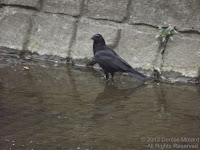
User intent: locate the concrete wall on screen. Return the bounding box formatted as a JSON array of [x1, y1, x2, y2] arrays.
[[0, 0, 200, 81]]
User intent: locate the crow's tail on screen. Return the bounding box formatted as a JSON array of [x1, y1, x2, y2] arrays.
[[128, 70, 148, 81]]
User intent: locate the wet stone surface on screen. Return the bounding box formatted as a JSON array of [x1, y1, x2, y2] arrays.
[[0, 55, 200, 150]]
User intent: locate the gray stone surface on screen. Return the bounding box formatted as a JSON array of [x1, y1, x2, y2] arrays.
[[0, 0, 199, 80], [162, 34, 200, 77], [0, 8, 5, 20], [0, 0, 41, 9], [27, 13, 76, 57], [71, 18, 120, 60], [43, 0, 84, 16], [116, 26, 159, 70], [129, 0, 200, 29], [0, 8, 31, 50], [86, 0, 129, 22]]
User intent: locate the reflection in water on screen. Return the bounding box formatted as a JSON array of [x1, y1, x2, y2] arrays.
[[93, 84, 146, 122], [94, 84, 146, 116], [95, 83, 146, 104], [0, 63, 200, 150], [154, 84, 172, 121]]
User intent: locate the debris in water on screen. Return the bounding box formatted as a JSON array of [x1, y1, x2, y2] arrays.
[[41, 65, 47, 68], [23, 66, 29, 70]]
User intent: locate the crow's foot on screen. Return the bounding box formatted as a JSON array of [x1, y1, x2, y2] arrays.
[[101, 76, 109, 82]]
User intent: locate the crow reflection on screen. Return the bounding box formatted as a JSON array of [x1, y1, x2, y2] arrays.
[[95, 83, 146, 106], [91, 83, 146, 120]]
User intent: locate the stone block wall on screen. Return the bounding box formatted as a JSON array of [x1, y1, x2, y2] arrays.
[[0, 0, 200, 81]]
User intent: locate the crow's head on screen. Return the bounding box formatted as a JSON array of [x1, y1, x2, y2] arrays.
[[91, 34, 105, 45]]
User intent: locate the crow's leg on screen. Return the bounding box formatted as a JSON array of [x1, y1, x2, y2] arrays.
[[103, 71, 109, 82], [111, 72, 114, 83]]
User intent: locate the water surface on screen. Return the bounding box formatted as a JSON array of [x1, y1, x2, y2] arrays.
[[0, 61, 200, 150]]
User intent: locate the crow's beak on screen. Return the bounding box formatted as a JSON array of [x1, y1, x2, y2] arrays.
[[91, 35, 96, 40]]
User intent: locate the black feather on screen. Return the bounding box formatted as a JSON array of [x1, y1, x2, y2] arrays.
[[91, 34, 148, 82]]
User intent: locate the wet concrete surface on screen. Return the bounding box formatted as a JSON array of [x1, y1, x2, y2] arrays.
[[0, 56, 200, 150]]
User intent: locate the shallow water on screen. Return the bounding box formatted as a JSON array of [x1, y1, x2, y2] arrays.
[[0, 60, 200, 150]]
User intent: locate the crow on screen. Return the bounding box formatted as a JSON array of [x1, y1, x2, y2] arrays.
[[91, 33, 148, 82]]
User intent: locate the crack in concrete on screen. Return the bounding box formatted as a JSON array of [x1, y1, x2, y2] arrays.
[[0, 4, 40, 11], [125, 0, 132, 24], [39, 0, 44, 11], [79, 0, 86, 17], [133, 23, 200, 35], [66, 20, 78, 64], [108, 29, 122, 49], [153, 35, 170, 81], [177, 28, 200, 34], [21, 15, 34, 57]]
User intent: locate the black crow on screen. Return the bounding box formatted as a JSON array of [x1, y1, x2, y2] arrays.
[[91, 34, 148, 82]]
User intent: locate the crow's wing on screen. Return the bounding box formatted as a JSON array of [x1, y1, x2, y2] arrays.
[[95, 48, 147, 81], [95, 49, 132, 72], [116, 55, 147, 81]]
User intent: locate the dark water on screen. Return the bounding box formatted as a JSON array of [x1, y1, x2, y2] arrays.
[[0, 61, 200, 150]]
